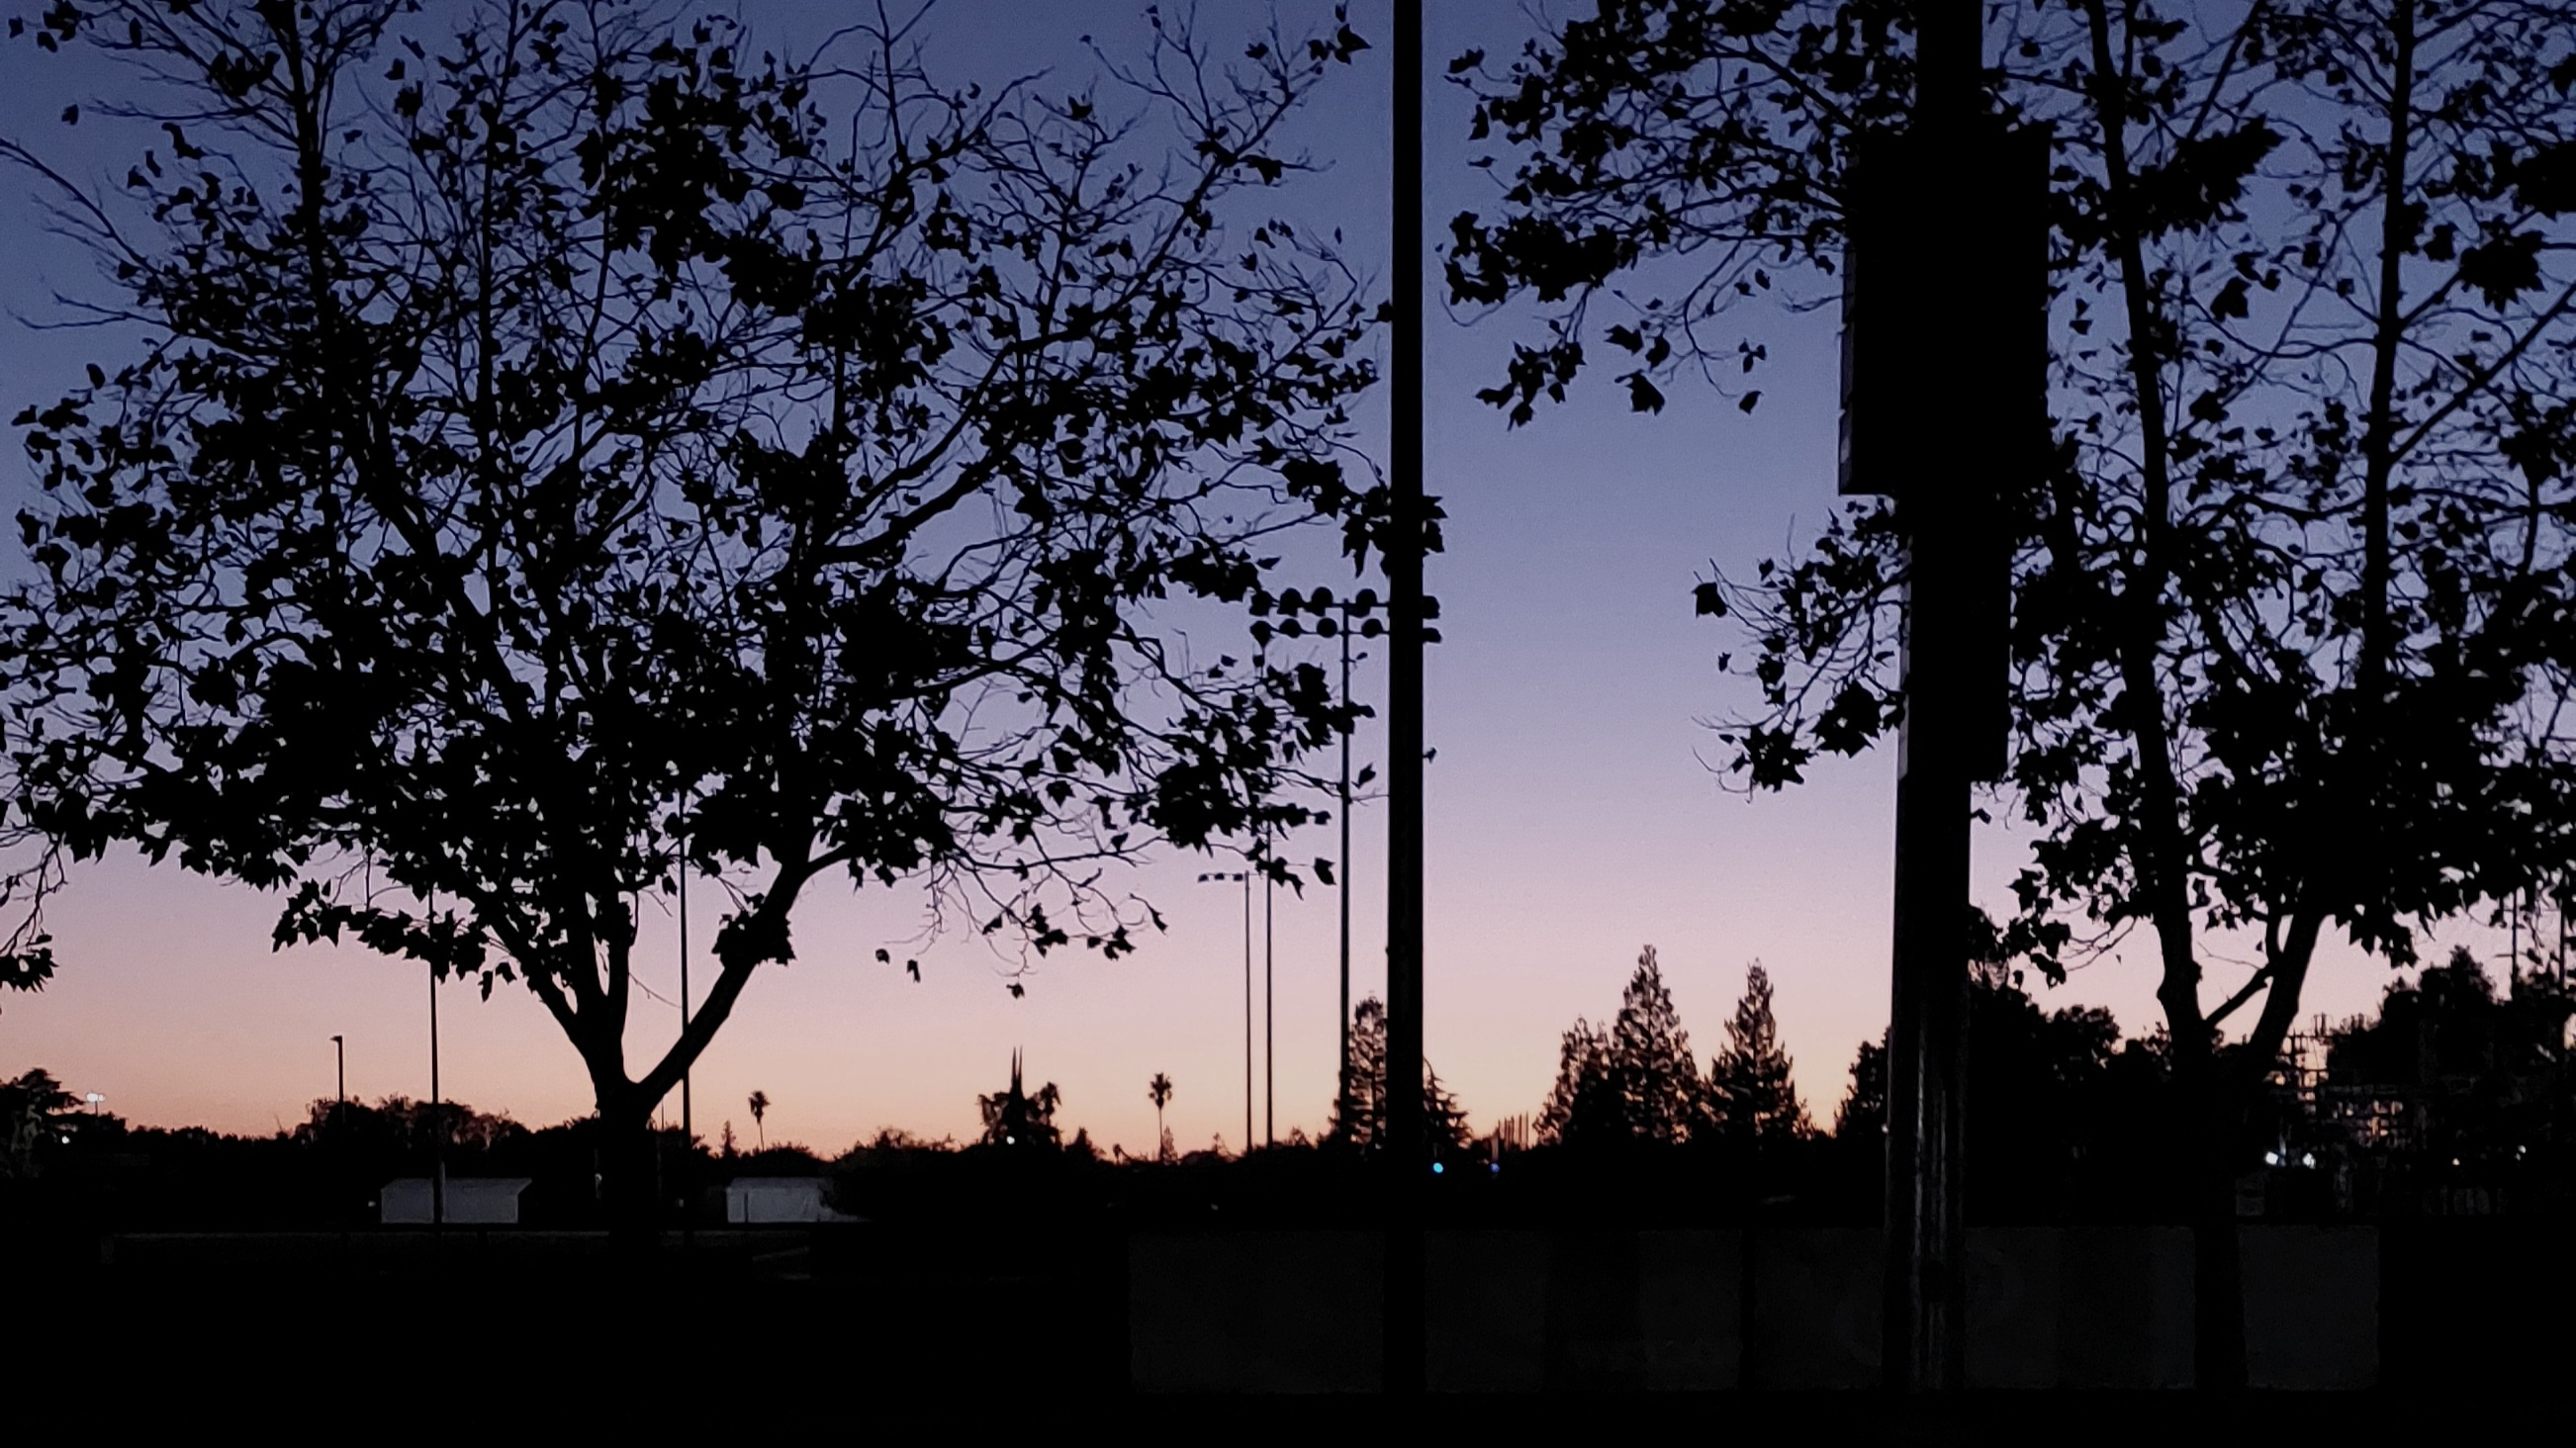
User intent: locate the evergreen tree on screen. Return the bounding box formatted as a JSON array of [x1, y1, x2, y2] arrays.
[[1537, 1017, 1617, 1146], [1330, 996, 1471, 1152], [1834, 1037, 1887, 1142], [1611, 946, 1702, 1143], [1330, 997, 1388, 1149], [1540, 946, 1703, 1146], [1708, 963, 1809, 1142]]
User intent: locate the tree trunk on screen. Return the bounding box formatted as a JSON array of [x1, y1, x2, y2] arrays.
[[598, 1097, 661, 1248], [2177, 1051, 2249, 1389]]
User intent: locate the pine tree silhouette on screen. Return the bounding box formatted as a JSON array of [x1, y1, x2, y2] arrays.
[[1541, 946, 1702, 1146], [1330, 996, 1471, 1152], [1611, 946, 1701, 1142], [1708, 962, 1810, 1141]]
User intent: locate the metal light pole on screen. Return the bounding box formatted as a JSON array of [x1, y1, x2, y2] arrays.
[[1198, 869, 1255, 1153], [427, 891, 445, 1233], [331, 1035, 345, 1131], [1265, 834, 1277, 1148], [1335, 602, 1371, 1131], [679, 812, 693, 1240], [1383, 0, 1429, 1397]]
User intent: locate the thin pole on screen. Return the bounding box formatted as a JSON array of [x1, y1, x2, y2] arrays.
[[1265, 834, 1276, 1147], [428, 890, 445, 1234], [680, 805, 693, 1244], [1384, 0, 1428, 1397], [1242, 869, 1254, 1153], [1338, 615, 1354, 1130], [332, 1034, 347, 1243]]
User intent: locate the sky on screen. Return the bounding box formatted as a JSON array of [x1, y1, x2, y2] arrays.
[[0, 0, 2487, 1159]]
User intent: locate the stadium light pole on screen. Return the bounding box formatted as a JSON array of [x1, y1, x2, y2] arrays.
[[1198, 869, 1254, 1153], [427, 890, 445, 1234]]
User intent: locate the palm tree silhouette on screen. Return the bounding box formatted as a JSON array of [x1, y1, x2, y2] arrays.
[[747, 1090, 770, 1151], [1148, 1073, 1174, 1161]]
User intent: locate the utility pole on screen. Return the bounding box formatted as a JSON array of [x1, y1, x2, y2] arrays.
[[1838, 0, 2046, 1393], [1383, 0, 1428, 1398], [331, 1035, 345, 1131]]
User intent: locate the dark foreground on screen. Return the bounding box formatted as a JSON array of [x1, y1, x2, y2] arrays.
[[12, 1220, 2566, 1421]]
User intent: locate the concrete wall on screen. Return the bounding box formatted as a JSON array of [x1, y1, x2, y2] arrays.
[[1129, 1225, 2378, 1392], [378, 1177, 527, 1225]]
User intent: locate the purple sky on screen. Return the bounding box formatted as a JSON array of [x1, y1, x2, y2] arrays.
[[0, 2, 2448, 1157]]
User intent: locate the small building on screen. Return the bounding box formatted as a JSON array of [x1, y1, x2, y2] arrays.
[[725, 1177, 853, 1224], [380, 1177, 530, 1225]]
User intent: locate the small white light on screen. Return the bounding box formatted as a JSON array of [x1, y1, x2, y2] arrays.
[[2301, 1152, 2316, 1168], [2264, 1150, 2280, 1166]]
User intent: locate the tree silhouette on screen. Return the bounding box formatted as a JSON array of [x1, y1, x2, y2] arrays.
[[1147, 1072, 1174, 1164], [1835, 1039, 1887, 1142], [0, 1, 1382, 1221], [1537, 1016, 1618, 1147], [1330, 995, 1471, 1153], [1707, 962, 1809, 1143], [1612, 946, 1703, 1141], [2328, 946, 2575, 1167], [1446, 0, 2576, 1383], [1, 1067, 77, 1177], [747, 1091, 771, 1153], [1540, 945, 1702, 1146]]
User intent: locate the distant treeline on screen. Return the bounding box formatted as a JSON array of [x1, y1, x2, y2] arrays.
[[6, 943, 2569, 1226]]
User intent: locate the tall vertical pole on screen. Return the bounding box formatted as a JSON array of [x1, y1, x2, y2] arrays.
[[1265, 843, 1277, 1147], [1243, 869, 1255, 1153], [1880, 0, 1984, 1394], [428, 891, 445, 1234], [331, 1034, 347, 1241], [679, 807, 693, 1243], [1383, 0, 1428, 1397], [1338, 616, 1354, 1129]]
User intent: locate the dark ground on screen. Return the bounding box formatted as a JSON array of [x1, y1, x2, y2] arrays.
[[9, 1222, 2556, 1431]]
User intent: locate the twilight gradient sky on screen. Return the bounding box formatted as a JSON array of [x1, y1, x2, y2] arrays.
[[0, 1, 2438, 1156]]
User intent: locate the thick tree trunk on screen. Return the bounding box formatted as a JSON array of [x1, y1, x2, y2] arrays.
[[598, 1097, 661, 1248], [2176, 1049, 2249, 1389]]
